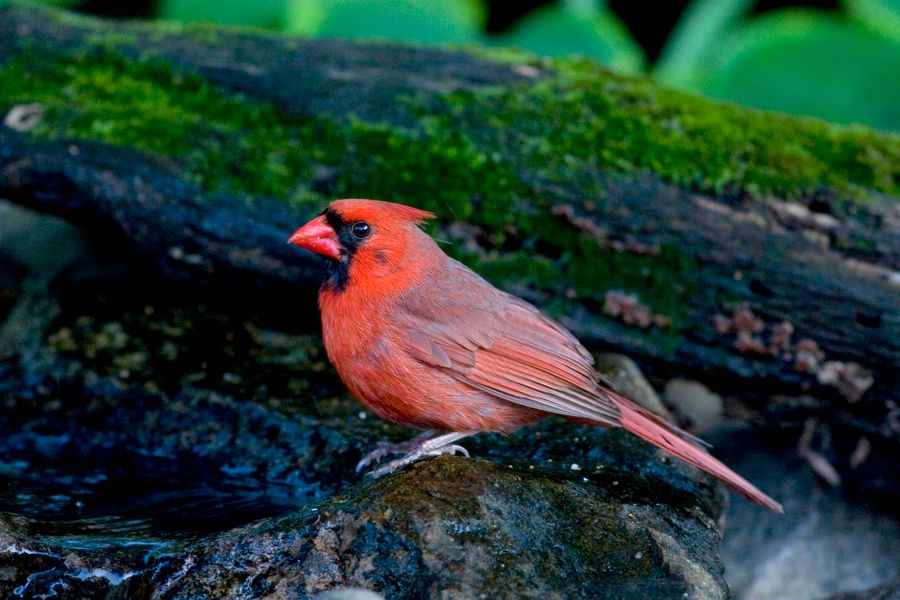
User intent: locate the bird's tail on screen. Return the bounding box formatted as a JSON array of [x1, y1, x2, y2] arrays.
[[610, 392, 783, 512]]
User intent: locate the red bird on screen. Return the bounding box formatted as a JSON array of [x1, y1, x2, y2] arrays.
[[289, 199, 782, 512]]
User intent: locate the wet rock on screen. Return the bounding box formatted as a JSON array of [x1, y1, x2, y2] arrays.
[[161, 458, 727, 599], [664, 379, 724, 435], [314, 590, 385, 600], [0, 201, 88, 357], [0, 201, 87, 283], [595, 353, 674, 421], [0, 397, 732, 599], [0, 448, 729, 598], [822, 580, 900, 600], [711, 427, 900, 600]]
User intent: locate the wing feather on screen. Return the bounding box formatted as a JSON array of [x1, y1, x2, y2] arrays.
[[396, 259, 621, 427], [473, 353, 618, 422]]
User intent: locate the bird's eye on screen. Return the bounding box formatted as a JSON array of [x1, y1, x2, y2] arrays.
[[351, 221, 371, 239]]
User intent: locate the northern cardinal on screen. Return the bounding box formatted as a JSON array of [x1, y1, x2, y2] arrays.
[[289, 199, 782, 512]]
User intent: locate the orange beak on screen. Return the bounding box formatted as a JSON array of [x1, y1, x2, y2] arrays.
[[288, 215, 342, 260]]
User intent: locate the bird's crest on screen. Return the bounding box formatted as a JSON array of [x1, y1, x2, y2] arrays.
[[327, 199, 435, 226]]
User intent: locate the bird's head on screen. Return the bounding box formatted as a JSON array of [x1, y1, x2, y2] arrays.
[[289, 199, 437, 290]]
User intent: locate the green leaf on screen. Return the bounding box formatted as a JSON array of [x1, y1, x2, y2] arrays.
[[157, 0, 289, 30], [694, 10, 900, 131], [285, 0, 484, 44], [493, 2, 644, 73], [654, 0, 754, 86], [846, 0, 900, 40]]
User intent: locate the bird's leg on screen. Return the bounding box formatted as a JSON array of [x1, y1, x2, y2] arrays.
[[359, 431, 471, 479], [355, 429, 437, 473]]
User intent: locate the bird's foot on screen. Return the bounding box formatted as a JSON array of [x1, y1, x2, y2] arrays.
[[356, 431, 471, 478], [364, 443, 469, 479], [355, 430, 436, 473]]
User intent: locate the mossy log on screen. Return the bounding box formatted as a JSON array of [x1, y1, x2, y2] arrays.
[[1, 5, 899, 456]]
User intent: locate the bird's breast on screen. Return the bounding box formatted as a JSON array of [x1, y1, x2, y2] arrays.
[[318, 290, 541, 432]]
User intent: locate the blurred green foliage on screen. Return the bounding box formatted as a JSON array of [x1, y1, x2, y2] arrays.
[[692, 10, 900, 133], [287, 0, 484, 44], [847, 0, 900, 38], [492, 1, 643, 72], [19, 0, 900, 131], [655, 0, 900, 132]]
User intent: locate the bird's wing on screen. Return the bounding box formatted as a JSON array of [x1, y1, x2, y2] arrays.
[[395, 259, 622, 427], [393, 261, 782, 509]]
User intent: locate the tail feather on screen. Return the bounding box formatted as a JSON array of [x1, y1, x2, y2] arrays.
[[611, 393, 783, 513]]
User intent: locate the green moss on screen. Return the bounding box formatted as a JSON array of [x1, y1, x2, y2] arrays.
[[433, 60, 899, 203], [0, 51, 338, 205], [83, 31, 141, 53], [467, 252, 566, 293]]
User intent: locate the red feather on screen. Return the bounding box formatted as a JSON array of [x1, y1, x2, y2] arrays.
[[611, 392, 782, 511]]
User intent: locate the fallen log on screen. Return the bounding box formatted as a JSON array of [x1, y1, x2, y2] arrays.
[[1, 4, 898, 469]]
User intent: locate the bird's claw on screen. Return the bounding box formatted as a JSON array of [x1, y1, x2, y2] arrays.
[[354, 444, 390, 473], [362, 443, 470, 479], [355, 438, 424, 473]]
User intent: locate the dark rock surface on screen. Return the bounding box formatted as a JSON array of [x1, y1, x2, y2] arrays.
[[711, 427, 900, 600], [822, 581, 900, 600], [0, 358, 730, 599], [168, 459, 725, 599]]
